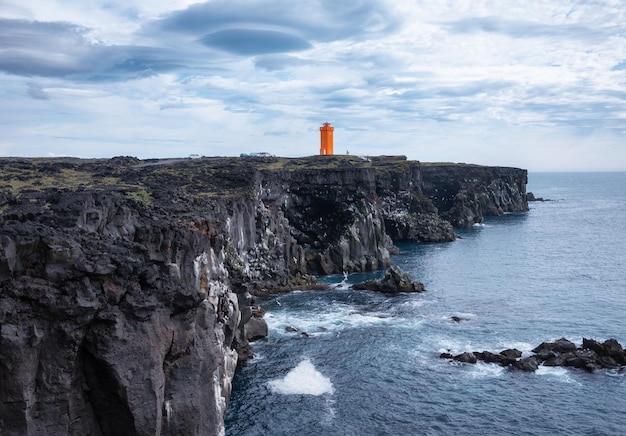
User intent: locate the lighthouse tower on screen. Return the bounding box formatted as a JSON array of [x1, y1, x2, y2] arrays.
[[319, 122, 334, 155]]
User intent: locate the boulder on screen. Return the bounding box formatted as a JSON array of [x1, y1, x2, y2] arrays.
[[352, 266, 425, 294], [453, 352, 477, 364], [500, 349, 522, 360], [244, 317, 268, 342], [532, 338, 577, 354], [602, 338, 625, 364], [474, 351, 508, 365], [513, 356, 540, 372], [582, 338, 625, 365]]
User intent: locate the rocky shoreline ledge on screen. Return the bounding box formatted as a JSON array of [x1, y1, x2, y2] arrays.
[[0, 155, 527, 435], [441, 337, 626, 373]]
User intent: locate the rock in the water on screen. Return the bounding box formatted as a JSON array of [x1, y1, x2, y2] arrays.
[[352, 266, 425, 293], [500, 349, 523, 360], [526, 192, 552, 202], [453, 352, 478, 364], [474, 351, 508, 365], [442, 337, 626, 373], [532, 337, 577, 354], [583, 338, 625, 365], [513, 356, 540, 372]]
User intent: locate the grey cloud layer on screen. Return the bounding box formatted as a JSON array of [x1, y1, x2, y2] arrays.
[[442, 16, 618, 42], [153, 0, 398, 42], [1, 0, 397, 79], [199, 29, 312, 55], [0, 18, 188, 80]]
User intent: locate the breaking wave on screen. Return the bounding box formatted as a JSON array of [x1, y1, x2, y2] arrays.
[[267, 359, 334, 396]]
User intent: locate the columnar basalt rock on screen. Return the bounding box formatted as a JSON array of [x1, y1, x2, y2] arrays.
[[0, 156, 528, 435], [420, 164, 528, 227], [373, 161, 456, 242], [274, 167, 390, 275]]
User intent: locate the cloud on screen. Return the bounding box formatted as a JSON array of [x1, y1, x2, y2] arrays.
[[0, 18, 135, 79], [441, 16, 618, 42], [0, 19, 96, 77], [1, 1, 625, 170], [254, 54, 317, 71], [152, 0, 399, 43], [26, 82, 49, 100], [199, 29, 311, 55], [0, 18, 208, 81]]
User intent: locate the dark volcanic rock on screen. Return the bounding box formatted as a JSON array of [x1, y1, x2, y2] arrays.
[[420, 164, 528, 227], [513, 356, 540, 372], [442, 337, 626, 374], [454, 352, 478, 364], [585, 338, 625, 364], [0, 192, 239, 435], [352, 266, 425, 293], [0, 155, 529, 435], [500, 348, 523, 360], [532, 337, 577, 354], [526, 192, 552, 202]]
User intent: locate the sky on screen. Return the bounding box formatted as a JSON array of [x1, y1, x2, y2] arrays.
[[1, 1, 625, 171]]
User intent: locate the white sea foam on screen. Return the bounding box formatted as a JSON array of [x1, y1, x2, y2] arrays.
[[320, 397, 337, 426], [535, 365, 582, 385], [267, 359, 334, 396], [329, 272, 351, 290], [467, 361, 505, 379], [535, 365, 567, 377], [265, 304, 391, 335], [398, 298, 435, 310], [449, 312, 477, 321]]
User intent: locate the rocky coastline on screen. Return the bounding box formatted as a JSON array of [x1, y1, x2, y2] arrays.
[[0, 155, 528, 435], [441, 337, 626, 373]]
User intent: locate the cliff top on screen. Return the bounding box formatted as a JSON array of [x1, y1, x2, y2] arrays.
[[0, 155, 519, 203]]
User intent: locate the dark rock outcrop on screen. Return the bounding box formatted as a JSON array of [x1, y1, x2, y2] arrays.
[[0, 155, 528, 435], [374, 161, 456, 242], [421, 164, 528, 227], [0, 190, 241, 436], [352, 265, 425, 293], [442, 337, 626, 373], [526, 192, 552, 202]]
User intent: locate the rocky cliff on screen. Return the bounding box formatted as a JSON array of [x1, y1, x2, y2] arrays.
[[0, 155, 527, 435]]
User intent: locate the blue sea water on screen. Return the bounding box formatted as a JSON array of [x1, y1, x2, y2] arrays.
[[225, 172, 626, 435]]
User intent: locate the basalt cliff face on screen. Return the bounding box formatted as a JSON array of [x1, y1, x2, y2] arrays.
[[0, 156, 527, 435]]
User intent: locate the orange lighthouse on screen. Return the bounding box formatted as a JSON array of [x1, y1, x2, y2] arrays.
[[319, 122, 334, 155]]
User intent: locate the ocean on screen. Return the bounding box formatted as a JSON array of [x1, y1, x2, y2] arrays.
[[225, 172, 626, 435]]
